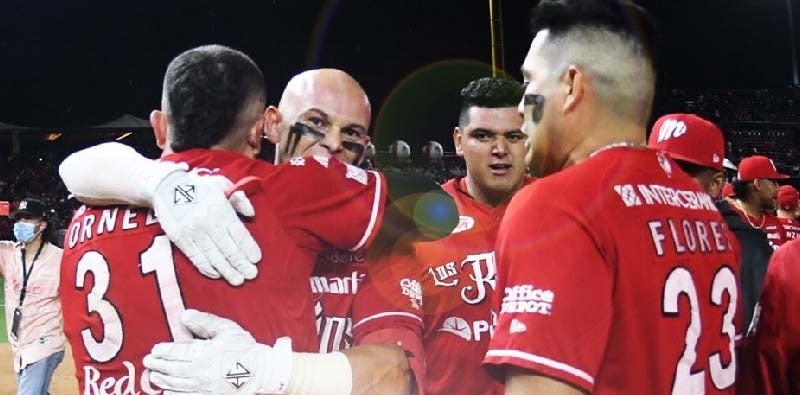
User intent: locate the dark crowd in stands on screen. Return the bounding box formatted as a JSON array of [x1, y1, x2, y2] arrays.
[[1, 87, 799, 243]]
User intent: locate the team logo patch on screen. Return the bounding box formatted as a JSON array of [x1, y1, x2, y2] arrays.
[[657, 152, 673, 177], [225, 362, 252, 389], [19, 201, 27, 210], [290, 157, 306, 166], [452, 216, 475, 234], [173, 184, 196, 205], [501, 284, 554, 316], [438, 316, 472, 341], [510, 319, 527, 334], [613, 184, 642, 207], [345, 164, 368, 185], [400, 278, 422, 310]]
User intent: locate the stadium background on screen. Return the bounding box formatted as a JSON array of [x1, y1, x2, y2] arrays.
[[1, 0, 799, 392]]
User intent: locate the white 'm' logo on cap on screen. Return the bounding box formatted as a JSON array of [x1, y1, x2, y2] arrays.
[[19, 201, 27, 210], [657, 120, 687, 142]]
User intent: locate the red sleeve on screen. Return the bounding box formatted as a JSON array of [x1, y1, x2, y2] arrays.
[[737, 239, 800, 395], [352, 248, 425, 395], [483, 192, 612, 393], [352, 247, 423, 342], [270, 156, 386, 252]]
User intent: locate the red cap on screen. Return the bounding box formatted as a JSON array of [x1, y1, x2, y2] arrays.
[[721, 183, 735, 198], [737, 155, 789, 181], [649, 113, 725, 172], [778, 185, 799, 211]]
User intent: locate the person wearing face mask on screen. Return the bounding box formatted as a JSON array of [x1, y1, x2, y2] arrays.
[[0, 197, 65, 395]]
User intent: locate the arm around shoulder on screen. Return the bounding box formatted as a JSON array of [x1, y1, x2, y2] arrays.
[[59, 142, 187, 206]]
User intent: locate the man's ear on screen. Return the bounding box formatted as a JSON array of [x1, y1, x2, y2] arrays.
[[453, 127, 464, 156], [150, 110, 168, 150], [562, 65, 584, 115], [264, 106, 282, 144], [709, 172, 725, 199], [248, 116, 266, 155]]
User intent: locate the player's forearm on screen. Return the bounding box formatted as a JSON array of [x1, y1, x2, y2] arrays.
[[344, 343, 412, 395], [282, 344, 411, 395], [59, 142, 186, 207], [505, 367, 587, 395]]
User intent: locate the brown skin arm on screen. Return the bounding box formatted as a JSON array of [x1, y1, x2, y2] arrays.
[[505, 366, 587, 395], [342, 343, 412, 395]]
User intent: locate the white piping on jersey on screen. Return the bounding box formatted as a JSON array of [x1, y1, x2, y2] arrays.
[[485, 349, 594, 386], [352, 311, 422, 330], [350, 171, 383, 252]]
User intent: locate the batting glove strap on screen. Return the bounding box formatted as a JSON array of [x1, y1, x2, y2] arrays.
[[257, 337, 293, 394], [286, 351, 352, 395], [138, 160, 190, 206]]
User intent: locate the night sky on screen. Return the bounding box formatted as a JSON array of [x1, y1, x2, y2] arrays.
[[1, 0, 797, 150]]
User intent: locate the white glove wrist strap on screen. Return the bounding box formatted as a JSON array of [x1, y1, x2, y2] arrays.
[[138, 160, 189, 206], [286, 351, 353, 395]]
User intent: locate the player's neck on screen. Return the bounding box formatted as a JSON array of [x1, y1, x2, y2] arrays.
[[777, 210, 795, 220], [564, 123, 646, 170], [464, 175, 513, 208], [22, 235, 43, 252], [738, 199, 765, 221]]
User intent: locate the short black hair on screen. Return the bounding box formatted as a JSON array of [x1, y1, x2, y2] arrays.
[[530, 0, 657, 66], [164, 44, 265, 152], [676, 160, 716, 179], [733, 179, 752, 201], [458, 77, 524, 127]]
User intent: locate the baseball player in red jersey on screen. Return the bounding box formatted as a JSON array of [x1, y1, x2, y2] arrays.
[[776, 185, 800, 241], [58, 47, 457, 395], [482, 2, 741, 394], [732, 155, 789, 249], [738, 237, 800, 395], [415, 77, 528, 395], [260, 69, 424, 360], [263, 68, 429, 393]]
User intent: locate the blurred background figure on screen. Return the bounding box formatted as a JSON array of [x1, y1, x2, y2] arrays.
[[777, 185, 800, 241], [0, 198, 64, 395]]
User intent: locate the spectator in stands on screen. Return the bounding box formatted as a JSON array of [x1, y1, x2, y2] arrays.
[[777, 185, 800, 241], [0, 198, 65, 395]]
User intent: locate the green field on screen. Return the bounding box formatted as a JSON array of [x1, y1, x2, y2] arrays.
[[0, 277, 6, 343]]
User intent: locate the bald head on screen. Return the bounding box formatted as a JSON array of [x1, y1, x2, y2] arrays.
[[266, 68, 373, 165], [279, 69, 371, 125]]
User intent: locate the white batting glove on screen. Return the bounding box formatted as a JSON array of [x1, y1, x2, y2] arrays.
[[147, 169, 262, 286], [143, 310, 293, 395]]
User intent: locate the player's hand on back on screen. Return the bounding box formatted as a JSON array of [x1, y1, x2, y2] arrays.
[[151, 170, 262, 286], [143, 309, 293, 395]]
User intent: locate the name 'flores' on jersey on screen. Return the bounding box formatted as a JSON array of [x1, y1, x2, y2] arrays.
[[425, 251, 496, 308]]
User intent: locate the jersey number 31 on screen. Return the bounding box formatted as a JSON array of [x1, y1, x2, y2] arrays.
[[75, 235, 192, 362]]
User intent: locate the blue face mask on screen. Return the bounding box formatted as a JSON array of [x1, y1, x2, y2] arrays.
[[13, 222, 37, 243]]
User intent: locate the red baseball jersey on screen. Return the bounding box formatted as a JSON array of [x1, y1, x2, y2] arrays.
[[416, 178, 530, 395], [738, 210, 787, 250], [484, 147, 741, 395], [737, 238, 800, 395], [311, 248, 367, 353], [777, 217, 800, 241], [60, 150, 386, 394]]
